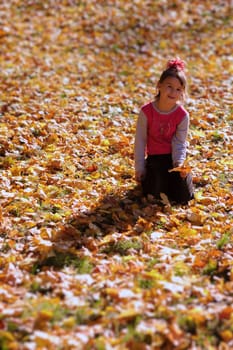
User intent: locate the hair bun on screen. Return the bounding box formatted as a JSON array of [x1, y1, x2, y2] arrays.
[[166, 58, 185, 71]]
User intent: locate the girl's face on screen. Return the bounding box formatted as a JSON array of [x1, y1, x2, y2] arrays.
[[157, 76, 184, 105]]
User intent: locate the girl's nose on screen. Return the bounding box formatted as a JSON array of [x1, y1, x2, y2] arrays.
[[173, 88, 180, 96], [170, 88, 176, 95]]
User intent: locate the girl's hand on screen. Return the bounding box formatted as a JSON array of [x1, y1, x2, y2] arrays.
[[180, 170, 188, 179], [135, 171, 145, 183]]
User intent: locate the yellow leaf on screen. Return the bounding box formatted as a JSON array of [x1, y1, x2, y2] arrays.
[[38, 310, 53, 321], [219, 330, 233, 341], [101, 139, 110, 146], [159, 40, 167, 49], [143, 270, 163, 280], [0, 330, 15, 341], [179, 225, 197, 237], [116, 309, 140, 321], [105, 288, 119, 298], [62, 316, 76, 328]]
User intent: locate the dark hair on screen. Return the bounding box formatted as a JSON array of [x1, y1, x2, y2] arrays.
[[156, 58, 188, 99]]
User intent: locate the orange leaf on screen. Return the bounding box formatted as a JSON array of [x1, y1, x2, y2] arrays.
[[168, 165, 192, 176]]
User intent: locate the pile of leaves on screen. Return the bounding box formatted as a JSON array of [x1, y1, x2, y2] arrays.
[[0, 1, 232, 349]]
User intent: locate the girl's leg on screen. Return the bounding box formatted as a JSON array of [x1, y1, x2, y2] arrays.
[[168, 172, 194, 204], [142, 155, 171, 199]]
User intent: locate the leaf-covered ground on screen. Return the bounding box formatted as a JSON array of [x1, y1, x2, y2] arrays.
[[0, 1, 232, 349]]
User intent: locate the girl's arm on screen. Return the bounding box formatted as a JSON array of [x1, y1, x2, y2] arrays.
[[172, 113, 189, 167], [134, 110, 147, 181]]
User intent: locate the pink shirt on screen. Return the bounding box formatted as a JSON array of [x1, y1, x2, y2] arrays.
[[134, 101, 189, 174], [142, 102, 187, 155]]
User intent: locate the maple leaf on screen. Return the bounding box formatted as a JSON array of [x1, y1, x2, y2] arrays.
[[168, 165, 192, 177]]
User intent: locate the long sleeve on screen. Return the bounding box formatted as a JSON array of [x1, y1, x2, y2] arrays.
[[172, 113, 189, 166], [134, 110, 147, 174]]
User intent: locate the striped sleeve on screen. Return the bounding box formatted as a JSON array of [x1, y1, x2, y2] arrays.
[[172, 113, 189, 166], [134, 110, 147, 174]]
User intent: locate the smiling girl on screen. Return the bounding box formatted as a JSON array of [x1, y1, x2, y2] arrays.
[[134, 58, 194, 204]]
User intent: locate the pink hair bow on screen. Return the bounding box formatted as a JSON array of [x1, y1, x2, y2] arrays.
[[167, 58, 185, 71]]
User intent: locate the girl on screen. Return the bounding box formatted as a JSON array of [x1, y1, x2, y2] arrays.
[[134, 58, 194, 204]]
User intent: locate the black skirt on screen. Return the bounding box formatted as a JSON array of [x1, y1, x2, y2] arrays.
[[142, 154, 194, 204]]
